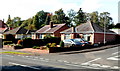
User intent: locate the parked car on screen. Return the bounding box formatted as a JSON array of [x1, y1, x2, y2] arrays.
[[63, 39, 84, 47], [74, 38, 92, 46]]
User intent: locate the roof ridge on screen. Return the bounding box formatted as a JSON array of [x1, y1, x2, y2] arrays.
[[88, 21, 94, 32], [16, 27, 22, 34]]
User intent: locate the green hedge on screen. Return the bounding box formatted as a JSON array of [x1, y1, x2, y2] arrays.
[[3, 41, 13, 45]]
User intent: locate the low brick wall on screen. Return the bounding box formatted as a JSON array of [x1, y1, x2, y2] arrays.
[[3, 45, 23, 50], [49, 46, 91, 53]]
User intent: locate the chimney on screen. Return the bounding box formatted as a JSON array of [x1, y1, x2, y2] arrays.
[[50, 21, 53, 28], [72, 27, 75, 33]]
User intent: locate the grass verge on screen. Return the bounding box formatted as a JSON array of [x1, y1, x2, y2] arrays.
[[0, 51, 31, 55]]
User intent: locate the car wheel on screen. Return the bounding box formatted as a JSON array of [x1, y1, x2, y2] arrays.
[[72, 44, 75, 47]]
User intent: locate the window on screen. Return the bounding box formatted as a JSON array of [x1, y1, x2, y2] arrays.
[[39, 34, 43, 39], [83, 34, 90, 41], [65, 34, 70, 39]]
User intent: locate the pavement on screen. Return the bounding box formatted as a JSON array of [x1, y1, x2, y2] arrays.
[[1, 44, 120, 55]]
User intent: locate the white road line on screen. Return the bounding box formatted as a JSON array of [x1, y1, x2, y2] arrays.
[[107, 57, 120, 61], [5, 55, 14, 57], [112, 51, 120, 55], [9, 62, 41, 70], [40, 58, 44, 60], [81, 58, 101, 65]]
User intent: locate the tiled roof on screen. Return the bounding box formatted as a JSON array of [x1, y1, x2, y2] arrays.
[[3, 27, 34, 34], [0, 20, 8, 28], [36, 24, 66, 33], [61, 21, 115, 34]]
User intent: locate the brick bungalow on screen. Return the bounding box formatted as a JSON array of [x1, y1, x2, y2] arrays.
[[32, 21, 69, 39], [60, 21, 117, 44], [3, 27, 34, 39], [0, 20, 9, 39]]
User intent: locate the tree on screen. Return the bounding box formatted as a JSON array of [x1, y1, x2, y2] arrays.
[[67, 9, 76, 27], [6, 15, 12, 27], [99, 12, 113, 28], [89, 11, 99, 24], [36, 10, 49, 29], [32, 15, 39, 30], [51, 8, 69, 24], [115, 23, 120, 28], [44, 13, 51, 25], [12, 17, 22, 28], [74, 8, 87, 26]]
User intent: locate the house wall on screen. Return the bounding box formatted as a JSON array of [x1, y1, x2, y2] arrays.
[[94, 33, 116, 44], [0, 34, 2, 39], [54, 25, 69, 37]]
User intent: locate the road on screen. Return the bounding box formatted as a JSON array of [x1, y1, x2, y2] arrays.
[[0, 46, 120, 71]]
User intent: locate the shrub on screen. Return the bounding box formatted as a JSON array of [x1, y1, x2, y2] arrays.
[[40, 46, 48, 50], [50, 43, 57, 47], [32, 46, 39, 49], [15, 44, 22, 47], [59, 41, 64, 47], [46, 43, 57, 48], [17, 40, 23, 45], [44, 35, 53, 39], [3, 41, 13, 45]]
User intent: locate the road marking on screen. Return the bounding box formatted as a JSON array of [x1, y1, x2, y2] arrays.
[[112, 51, 120, 55], [9, 62, 41, 70], [81, 58, 101, 65], [40, 58, 44, 60], [107, 57, 120, 61], [5, 55, 14, 57]]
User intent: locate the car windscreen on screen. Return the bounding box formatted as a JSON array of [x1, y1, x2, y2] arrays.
[[71, 39, 81, 43]]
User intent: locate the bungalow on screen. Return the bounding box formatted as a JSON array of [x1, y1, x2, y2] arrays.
[[32, 21, 69, 39], [0, 20, 9, 39], [60, 21, 117, 44], [3, 27, 34, 39]]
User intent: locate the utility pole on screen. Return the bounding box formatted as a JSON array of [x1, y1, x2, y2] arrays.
[[104, 17, 106, 44]]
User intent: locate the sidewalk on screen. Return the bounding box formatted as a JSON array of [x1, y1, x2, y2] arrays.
[[1, 44, 120, 55], [59, 44, 120, 54]]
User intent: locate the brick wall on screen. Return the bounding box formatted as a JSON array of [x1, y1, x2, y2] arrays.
[[54, 25, 69, 37], [94, 33, 116, 44]]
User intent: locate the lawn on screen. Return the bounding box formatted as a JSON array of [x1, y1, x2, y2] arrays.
[[0, 51, 31, 55]]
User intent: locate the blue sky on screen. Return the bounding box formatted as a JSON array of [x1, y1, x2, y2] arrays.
[[0, 0, 119, 24]]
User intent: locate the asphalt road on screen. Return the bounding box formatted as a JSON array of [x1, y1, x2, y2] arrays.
[[0, 46, 120, 71]]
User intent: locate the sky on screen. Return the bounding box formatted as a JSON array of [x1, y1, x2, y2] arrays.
[[0, 0, 119, 24]]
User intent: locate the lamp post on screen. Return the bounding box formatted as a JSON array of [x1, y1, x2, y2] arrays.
[[104, 17, 106, 44]]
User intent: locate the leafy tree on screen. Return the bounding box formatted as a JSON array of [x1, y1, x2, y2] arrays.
[[99, 12, 113, 28], [67, 9, 76, 27], [44, 13, 51, 25], [6, 15, 12, 27], [35, 10, 49, 29], [89, 11, 99, 24], [51, 8, 69, 24], [32, 15, 39, 30], [115, 23, 120, 28], [108, 23, 115, 29], [74, 8, 87, 26], [12, 17, 22, 28]]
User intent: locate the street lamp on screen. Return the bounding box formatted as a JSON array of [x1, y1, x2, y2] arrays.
[[104, 17, 106, 44]]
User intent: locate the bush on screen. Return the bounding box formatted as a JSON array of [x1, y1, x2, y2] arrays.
[[40, 46, 48, 50], [44, 35, 53, 39], [17, 40, 23, 45], [32, 46, 39, 49], [15, 44, 22, 47], [50, 43, 57, 47], [59, 41, 64, 47], [3, 41, 13, 45], [46, 43, 57, 48]]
